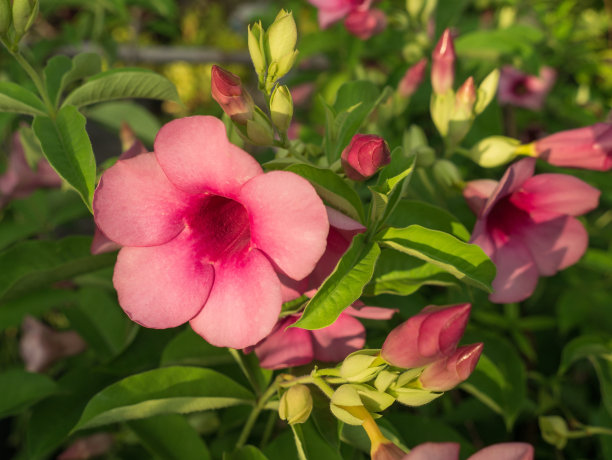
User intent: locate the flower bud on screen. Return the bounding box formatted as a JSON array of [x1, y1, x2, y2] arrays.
[[419, 342, 483, 391], [12, 0, 38, 38], [381, 303, 471, 369], [539, 416, 569, 450], [344, 8, 387, 41], [341, 134, 391, 181], [245, 107, 275, 145], [391, 387, 442, 406], [0, 0, 11, 36], [247, 21, 267, 78], [455, 77, 476, 114], [474, 68, 500, 114], [431, 28, 455, 94], [469, 136, 520, 168], [340, 350, 386, 383], [265, 10, 298, 83], [211, 65, 255, 126], [374, 370, 398, 392], [270, 85, 293, 133], [279, 384, 313, 425], [398, 58, 427, 98], [330, 383, 394, 425], [433, 159, 463, 189], [371, 441, 406, 460]]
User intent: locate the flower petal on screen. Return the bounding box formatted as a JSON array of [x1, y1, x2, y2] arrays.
[[91, 228, 120, 255], [345, 300, 397, 320], [155, 116, 262, 196], [253, 316, 314, 369], [93, 152, 189, 247], [481, 159, 535, 218], [239, 170, 329, 280], [190, 248, 282, 349], [521, 216, 588, 276], [311, 313, 365, 362], [512, 173, 600, 217], [468, 443, 534, 460], [113, 229, 214, 329], [489, 239, 539, 303], [405, 442, 461, 460], [463, 179, 498, 216]]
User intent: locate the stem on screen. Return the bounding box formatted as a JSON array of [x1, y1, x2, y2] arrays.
[[260, 411, 277, 449], [236, 379, 279, 448], [9, 48, 55, 115], [310, 374, 335, 398], [229, 348, 262, 396]]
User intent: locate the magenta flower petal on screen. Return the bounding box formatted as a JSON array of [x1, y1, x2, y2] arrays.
[[154, 116, 262, 196], [463, 179, 498, 216], [418, 303, 471, 358], [520, 216, 588, 276], [481, 159, 535, 217], [190, 249, 282, 349], [254, 316, 314, 369], [239, 171, 329, 280], [512, 173, 600, 217], [467, 443, 534, 460], [326, 206, 366, 234], [311, 313, 365, 362], [113, 230, 214, 329], [489, 240, 539, 303], [93, 153, 189, 247], [405, 442, 460, 460]]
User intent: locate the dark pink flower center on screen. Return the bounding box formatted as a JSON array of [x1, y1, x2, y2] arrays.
[[511, 78, 530, 96], [187, 195, 251, 262], [486, 195, 531, 245]]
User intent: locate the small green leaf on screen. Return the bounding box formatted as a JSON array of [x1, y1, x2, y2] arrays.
[[161, 328, 233, 368], [129, 414, 212, 460], [60, 53, 103, 94], [73, 366, 255, 431], [0, 81, 47, 116], [86, 101, 161, 147], [0, 369, 59, 418], [294, 233, 380, 330], [377, 225, 495, 292], [43, 55, 73, 108], [33, 105, 97, 211], [225, 446, 271, 460], [18, 125, 44, 169], [63, 68, 181, 108], [286, 163, 364, 222], [386, 200, 470, 241]]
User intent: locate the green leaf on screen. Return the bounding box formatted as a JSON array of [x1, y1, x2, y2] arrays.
[[44, 55, 73, 109], [161, 328, 233, 367], [294, 233, 380, 330], [387, 200, 470, 241], [377, 225, 495, 292], [0, 236, 116, 300], [19, 124, 45, 169], [86, 101, 161, 147], [0, 289, 77, 330], [0, 81, 47, 116], [364, 249, 457, 296], [558, 335, 612, 376], [33, 105, 97, 211], [61, 53, 103, 91], [286, 163, 364, 222], [0, 369, 59, 418], [225, 446, 270, 460], [264, 420, 343, 460], [63, 68, 181, 108], [455, 25, 544, 60], [129, 414, 211, 460], [591, 357, 612, 417], [73, 366, 255, 431]]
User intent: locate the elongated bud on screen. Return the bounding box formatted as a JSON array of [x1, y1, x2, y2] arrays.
[[0, 0, 11, 36], [330, 384, 394, 425], [279, 385, 313, 425], [210, 65, 254, 125], [433, 159, 463, 189], [341, 134, 391, 181], [344, 8, 387, 41], [12, 0, 38, 38], [340, 350, 386, 383], [265, 10, 298, 84], [469, 136, 520, 168], [381, 303, 471, 369], [270, 85, 293, 133], [456, 77, 476, 113], [248, 22, 267, 78], [431, 28, 455, 94], [399, 58, 427, 98], [474, 68, 500, 114], [419, 342, 483, 391]]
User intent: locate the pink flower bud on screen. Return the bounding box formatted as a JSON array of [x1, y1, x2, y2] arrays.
[[57, 433, 114, 460], [534, 123, 612, 171], [456, 76, 476, 112], [431, 28, 456, 94], [398, 58, 427, 98], [419, 342, 483, 392], [381, 303, 471, 369], [211, 65, 254, 125], [344, 8, 387, 40], [341, 134, 391, 181]]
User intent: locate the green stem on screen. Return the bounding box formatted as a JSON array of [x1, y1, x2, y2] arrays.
[[10, 48, 55, 115], [310, 374, 335, 398], [236, 379, 280, 448], [260, 411, 277, 449], [229, 348, 262, 396]]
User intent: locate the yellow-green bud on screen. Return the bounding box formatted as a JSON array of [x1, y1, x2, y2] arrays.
[[430, 90, 454, 137], [433, 159, 463, 189], [0, 0, 11, 35], [330, 384, 365, 425], [474, 68, 500, 115], [469, 136, 519, 168], [245, 107, 275, 146], [279, 385, 313, 425], [266, 10, 297, 64], [374, 370, 398, 393], [270, 85, 293, 133], [12, 0, 38, 37], [248, 22, 266, 78], [340, 350, 385, 383], [392, 387, 442, 406], [539, 416, 569, 450]]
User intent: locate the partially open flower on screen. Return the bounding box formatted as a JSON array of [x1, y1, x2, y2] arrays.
[[419, 343, 483, 391], [344, 8, 387, 40], [93, 116, 329, 348], [211, 65, 255, 125], [498, 66, 556, 111], [341, 134, 391, 181]]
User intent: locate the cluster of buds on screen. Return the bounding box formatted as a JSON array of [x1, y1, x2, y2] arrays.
[[0, 0, 39, 43], [429, 29, 500, 150]]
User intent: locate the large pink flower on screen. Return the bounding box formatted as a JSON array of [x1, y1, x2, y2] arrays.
[[498, 66, 556, 111], [464, 158, 599, 303], [391, 442, 533, 460], [307, 0, 372, 29], [93, 116, 329, 348]]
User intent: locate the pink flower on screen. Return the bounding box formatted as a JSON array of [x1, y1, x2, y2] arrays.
[[431, 29, 456, 94], [93, 116, 329, 348], [57, 433, 114, 460], [398, 59, 427, 98], [498, 66, 556, 110], [0, 131, 62, 208], [341, 134, 391, 181], [419, 342, 483, 391], [533, 123, 612, 171], [464, 158, 600, 303], [344, 8, 387, 40], [307, 0, 372, 29], [381, 303, 471, 369], [252, 301, 396, 369], [400, 442, 534, 460]]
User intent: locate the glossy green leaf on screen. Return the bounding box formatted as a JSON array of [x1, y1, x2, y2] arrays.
[[0, 369, 59, 418], [455, 25, 544, 59], [225, 446, 271, 460], [33, 105, 97, 211], [86, 101, 161, 147], [73, 366, 254, 431], [286, 163, 364, 222], [294, 233, 380, 330], [558, 335, 612, 376], [0, 81, 47, 116], [387, 200, 470, 241], [129, 414, 211, 460], [63, 68, 181, 108], [377, 225, 495, 292], [0, 236, 116, 300], [44, 55, 73, 108]]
